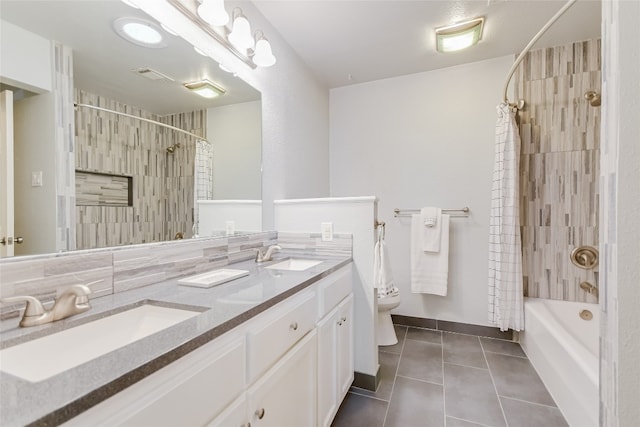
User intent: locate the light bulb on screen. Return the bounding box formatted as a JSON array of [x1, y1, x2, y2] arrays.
[[197, 0, 229, 26], [228, 15, 254, 51], [252, 38, 276, 67]]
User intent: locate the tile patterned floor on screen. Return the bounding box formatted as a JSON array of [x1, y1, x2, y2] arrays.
[[332, 325, 569, 427]]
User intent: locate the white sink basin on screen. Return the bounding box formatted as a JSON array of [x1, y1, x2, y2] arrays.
[[265, 259, 323, 271], [0, 304, 199, 382]]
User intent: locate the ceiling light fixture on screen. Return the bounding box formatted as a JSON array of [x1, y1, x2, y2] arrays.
[[252, 31, 276, 67], [227, 8, 254, 51], [183, 79, 226, 98], [113, 17, 168, 48], [435, 17, 484, 53], [197, 0, 229, 27]]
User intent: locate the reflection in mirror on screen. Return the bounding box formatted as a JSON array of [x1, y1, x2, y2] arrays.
[[0, 0, 262, 257]]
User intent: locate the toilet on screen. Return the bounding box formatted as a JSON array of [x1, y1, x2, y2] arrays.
[[377, 291, 401, 346]]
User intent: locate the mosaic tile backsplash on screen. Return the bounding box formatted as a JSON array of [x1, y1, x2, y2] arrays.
[[515, 39, 601, 303], [74, 90, 206, 249]]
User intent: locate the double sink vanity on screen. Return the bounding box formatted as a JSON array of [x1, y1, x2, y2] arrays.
[[0, 248, 354, 427]]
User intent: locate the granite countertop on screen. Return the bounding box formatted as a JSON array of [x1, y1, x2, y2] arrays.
[[0, 252, 352, 427]]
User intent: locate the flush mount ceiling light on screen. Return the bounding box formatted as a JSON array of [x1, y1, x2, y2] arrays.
[[435, 17, 484, 53], [183, 79, 226, 98], [197, 0, 229, 26], [113, 17, 168, 48]]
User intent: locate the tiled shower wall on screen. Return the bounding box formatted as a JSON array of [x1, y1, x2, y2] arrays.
[[74, 89, 205, 249], [53, 42, 76, 252], [515, 39, 601, 302]]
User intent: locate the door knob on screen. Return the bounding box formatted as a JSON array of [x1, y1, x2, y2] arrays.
[[1, 236, 23, 245]]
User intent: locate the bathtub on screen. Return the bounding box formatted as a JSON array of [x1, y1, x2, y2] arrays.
[[520, 298, 599, 427]]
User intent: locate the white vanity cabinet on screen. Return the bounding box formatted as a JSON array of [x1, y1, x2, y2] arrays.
[[63, 263, 353, 427], [317, 264, 354, 427], [63, 332, 246, 427]]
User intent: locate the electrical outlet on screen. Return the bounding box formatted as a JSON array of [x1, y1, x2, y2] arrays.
[[321, 222, 333, 241], [225, 221, 235, 236]]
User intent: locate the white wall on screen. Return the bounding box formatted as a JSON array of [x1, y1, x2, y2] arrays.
[[229, 2, 331, 229], [207, 101, 262, 200], [0, 19, 51, 93], [13, 93, 57, 255], [600, 0, 640, 425], [274, 197, 378, 377], [197, 200, 262, 235], [330, 55, 513, 326]]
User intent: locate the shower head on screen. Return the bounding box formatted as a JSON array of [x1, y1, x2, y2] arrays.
[[166, 143, 180, 153]]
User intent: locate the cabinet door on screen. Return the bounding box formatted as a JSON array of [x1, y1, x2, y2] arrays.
[[337, 294, 354, 399], [247, 330, 317, 427], [206, 393, 249, 427], [317, 306, 339, 427]]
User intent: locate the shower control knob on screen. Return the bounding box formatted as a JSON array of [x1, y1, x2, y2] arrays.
[[570, 246, 598, 269]]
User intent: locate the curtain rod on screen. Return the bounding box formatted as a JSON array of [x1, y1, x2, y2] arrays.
[[74, 103, 210, 144], [502, 0, 577, 104]]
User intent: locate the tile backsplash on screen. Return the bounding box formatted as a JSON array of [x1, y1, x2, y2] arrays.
[[0, 232, 353, 320]]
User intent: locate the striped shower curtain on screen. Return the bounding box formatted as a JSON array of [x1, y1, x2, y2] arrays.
[[488, 103, 524, 332], [193, 139, 214, 235]]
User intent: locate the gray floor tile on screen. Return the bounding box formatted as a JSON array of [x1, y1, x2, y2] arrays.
[[385, 376, 444, 427], [500, 397, 569, 427], [443, 333, 487, 369], [445, 417, 488, 427], [397, 339, 443, 384], [350, 351, 399, 401], [485, 352, 556, 406], [480, 338, 526, 357], [444, 363, 506, 427], [331, 392, 388, 427], [406, 327, 442, 344], [380, 325, 408, 354]]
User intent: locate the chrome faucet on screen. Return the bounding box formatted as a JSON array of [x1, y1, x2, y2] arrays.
[[255, 245, 282, 263], [1, 283, 94, 328]]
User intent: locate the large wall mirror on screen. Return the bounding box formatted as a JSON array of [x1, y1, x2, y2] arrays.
[[0, 0, 262, 258]]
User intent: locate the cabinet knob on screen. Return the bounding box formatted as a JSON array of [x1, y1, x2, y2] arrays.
[[341, 316, 347, 322], [337, 320, 343, 326], [241, 423, 251, 427], [255, 408, 265, 419], [290, 322, 298, 331]]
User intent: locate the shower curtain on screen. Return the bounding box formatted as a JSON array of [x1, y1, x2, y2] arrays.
[[193, 139, 214, 235], [488, 103, 524, 332]]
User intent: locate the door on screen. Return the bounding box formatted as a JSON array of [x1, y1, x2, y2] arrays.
[[0, 90, 14, 258]]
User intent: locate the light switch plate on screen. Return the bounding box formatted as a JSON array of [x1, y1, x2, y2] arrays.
[[31, 171, 43, 187], [321, 222, 333, 241], [225, 220, 235, 236]]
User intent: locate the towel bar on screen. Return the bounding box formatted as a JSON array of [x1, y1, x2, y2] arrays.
[[393, 207, 470, 217]]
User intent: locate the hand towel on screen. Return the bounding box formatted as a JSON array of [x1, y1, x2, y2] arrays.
[[374, 227, 398, 297], [420, 207, 442, 252], [411, 213, 450, 296]]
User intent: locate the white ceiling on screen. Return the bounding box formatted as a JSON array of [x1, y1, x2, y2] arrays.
[[253, 0, 602, 88], [0, 0, 601, 114], [0, 0, 261, 116]]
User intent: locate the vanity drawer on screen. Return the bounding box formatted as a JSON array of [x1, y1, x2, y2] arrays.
[[247, 289, 316, 383], [64, 333, 245, 427], [318, 264, 352, 318]]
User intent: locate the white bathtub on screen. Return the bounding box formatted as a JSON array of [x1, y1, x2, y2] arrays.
[[520, 298, 599, 427]]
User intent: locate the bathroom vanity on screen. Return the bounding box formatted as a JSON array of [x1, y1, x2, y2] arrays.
[[0, 253, 353, 427]]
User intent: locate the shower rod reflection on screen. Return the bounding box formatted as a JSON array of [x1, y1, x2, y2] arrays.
[[74, 103, 210, 144], [393, 207, 470, 217]]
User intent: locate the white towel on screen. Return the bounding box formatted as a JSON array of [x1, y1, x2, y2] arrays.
[[374, 227, 398, 297], [411, 213, 450, 295], [420, 207, 442, 252]]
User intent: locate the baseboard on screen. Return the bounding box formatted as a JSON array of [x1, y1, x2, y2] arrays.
[[352, 366, 381, 392], [391, 314, 514, 340]]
